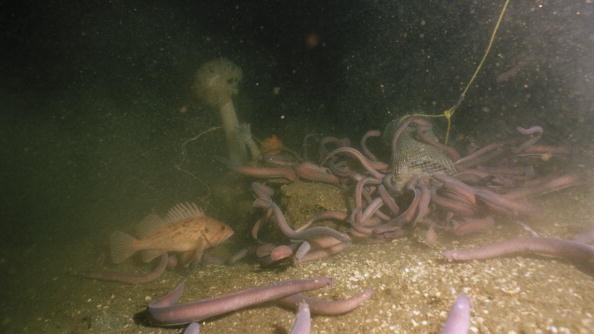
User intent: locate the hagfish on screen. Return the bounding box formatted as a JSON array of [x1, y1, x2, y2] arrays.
[[443, 237, 594, 265], [278, 288, 373, 315], [253, 197, 350, 243], [80, 253, 169, 284], [289, 301, 311, 334], [574, 227, 594, 244], [148, 277, 333, 325], [439, 294, 471, 334], [183, 322, 201, 334]]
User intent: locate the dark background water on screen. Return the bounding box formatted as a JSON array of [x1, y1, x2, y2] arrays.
[[0, 1, 593, 332], [1, 0, 592, 247]]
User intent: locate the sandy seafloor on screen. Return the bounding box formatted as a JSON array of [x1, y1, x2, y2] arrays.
[[1, 169, 593, 334], [1, 2, 592, 332]]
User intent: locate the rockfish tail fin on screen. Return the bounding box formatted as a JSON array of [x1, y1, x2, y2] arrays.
[[110, 231, 138, 264]]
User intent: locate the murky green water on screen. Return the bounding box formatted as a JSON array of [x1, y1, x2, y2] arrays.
[[1, 1, 593, 333]]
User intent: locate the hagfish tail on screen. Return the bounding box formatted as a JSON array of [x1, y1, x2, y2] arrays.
[[80, 253, 169, 284]]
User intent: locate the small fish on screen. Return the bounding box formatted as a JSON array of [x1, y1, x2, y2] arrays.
[[110, 202, 233, 265]]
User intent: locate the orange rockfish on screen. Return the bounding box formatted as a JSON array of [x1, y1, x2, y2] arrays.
[[110, 202, 233, 265]]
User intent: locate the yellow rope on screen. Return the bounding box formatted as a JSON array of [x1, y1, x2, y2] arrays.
[[401, 0, 511, 144]]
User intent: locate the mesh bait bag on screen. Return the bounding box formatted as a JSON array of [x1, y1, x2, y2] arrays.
[[383, 117, 457, 189]]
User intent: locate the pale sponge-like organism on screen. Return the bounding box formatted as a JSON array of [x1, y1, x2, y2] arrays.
[[193, 58, 247, 163]]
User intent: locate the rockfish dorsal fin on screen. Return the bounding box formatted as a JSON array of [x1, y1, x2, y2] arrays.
[[165, 202, 205, 222], [135, 213, 166, 238]]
